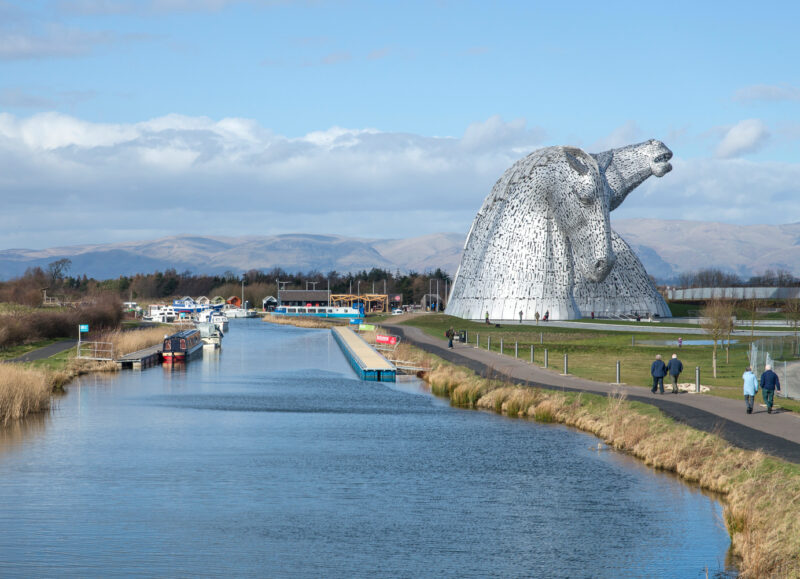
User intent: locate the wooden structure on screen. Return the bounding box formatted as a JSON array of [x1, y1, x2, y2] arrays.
[[329, 294, 389, 313], [116, 344, 162, 370]]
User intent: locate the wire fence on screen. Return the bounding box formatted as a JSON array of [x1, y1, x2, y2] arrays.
[[749, 336, 800, 400]]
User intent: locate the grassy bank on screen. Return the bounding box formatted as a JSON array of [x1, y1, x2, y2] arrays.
[[358, 331, 799, 577], [401, 314, 800, 413]]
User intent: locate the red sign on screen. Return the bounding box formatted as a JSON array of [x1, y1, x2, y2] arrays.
[[375, 334, 397, 345], [390, 294, 402, 303]]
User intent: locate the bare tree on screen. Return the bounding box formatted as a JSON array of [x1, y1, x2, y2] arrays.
[[742, 293, 761, 337], [784, 297, 800, 338], [700, 298, 736, 378], [47, 258, 72, 286]]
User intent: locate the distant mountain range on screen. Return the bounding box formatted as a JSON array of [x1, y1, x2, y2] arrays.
[[1, 220, 798, 282]]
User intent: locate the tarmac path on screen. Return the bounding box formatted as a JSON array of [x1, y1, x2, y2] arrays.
[[387, 324, 800, 464], [5, 340, 77, 363]]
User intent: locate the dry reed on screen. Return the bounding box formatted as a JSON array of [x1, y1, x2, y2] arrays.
[[100, 326, 172, 357], [0, 364, 51, 426], [414, 349, 800, 578], [262, 314, 347, 329]]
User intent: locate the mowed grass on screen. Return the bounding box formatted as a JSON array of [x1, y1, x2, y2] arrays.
[[400, 314, 800, 413]]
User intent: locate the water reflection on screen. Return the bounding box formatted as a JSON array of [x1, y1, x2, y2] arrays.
[[0, 319, 736, 577]]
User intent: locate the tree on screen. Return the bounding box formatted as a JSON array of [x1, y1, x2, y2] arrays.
[[47, 258, 72, 286], [700, 298, 736, 378], [783, 297, 800, 339], [741, 292, 761, 337]]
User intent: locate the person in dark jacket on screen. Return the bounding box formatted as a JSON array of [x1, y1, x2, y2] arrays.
[[665, 353, 683, 394], [446, 327, 455, 349], [759, 364, 781, 413], [650, 354, 667, 394]]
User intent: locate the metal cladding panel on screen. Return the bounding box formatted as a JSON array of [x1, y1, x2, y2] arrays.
[[447, 141, 673, 320]]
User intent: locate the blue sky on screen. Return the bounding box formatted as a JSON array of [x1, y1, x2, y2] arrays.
[[1, 0, 798, 249]]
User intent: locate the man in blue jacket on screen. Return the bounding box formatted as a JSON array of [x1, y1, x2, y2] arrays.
[[759, 364, 781, 414], [650, 354, 667, 394], [665, 353, 683, 394]]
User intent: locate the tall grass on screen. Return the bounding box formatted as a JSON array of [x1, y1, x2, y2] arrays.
[[415, 349, 800, 578], [0, 364, 51, 426], [100, 326, 173, 356]]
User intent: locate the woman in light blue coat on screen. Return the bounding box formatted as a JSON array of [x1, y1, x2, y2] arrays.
[[742, 366, 758, 414]]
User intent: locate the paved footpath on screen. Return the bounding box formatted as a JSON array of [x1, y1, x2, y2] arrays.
[[5, 340, 77, 363], [387, 324, 800, 464]]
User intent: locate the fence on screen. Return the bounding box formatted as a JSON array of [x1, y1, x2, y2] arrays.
[[749, 336, 800, 400], [77, 341, 114, 361]]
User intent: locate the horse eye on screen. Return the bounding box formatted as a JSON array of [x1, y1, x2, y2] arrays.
[[579, 195, 594, 207]]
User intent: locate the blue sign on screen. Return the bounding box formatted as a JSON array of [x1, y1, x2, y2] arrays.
[[79, 324, 89, 333]]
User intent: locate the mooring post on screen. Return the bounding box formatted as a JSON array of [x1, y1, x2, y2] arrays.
[[544, 348, 548, 368], [695, 366, 701, 393], [616, 360, 621, 384], [515, 341, 518, 358], [563, 353, 568, 374]]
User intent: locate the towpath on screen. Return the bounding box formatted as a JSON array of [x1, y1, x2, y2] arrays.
[[4, 340, 77, 363], [387, 324, 800, 464]]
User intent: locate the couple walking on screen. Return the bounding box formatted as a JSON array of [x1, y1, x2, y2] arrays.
[[742, 364, 781, 414], [650, 353, 683, 394]]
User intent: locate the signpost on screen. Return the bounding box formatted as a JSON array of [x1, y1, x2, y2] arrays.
[[77, 324, 89, 356]]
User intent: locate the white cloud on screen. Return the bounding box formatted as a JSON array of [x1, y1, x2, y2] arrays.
[[0, 24, 113, 60], [588, 121, 642, 152], [1, 112, 798, 251], [715, 119, 770, 158], [734, 84, 800, 103]]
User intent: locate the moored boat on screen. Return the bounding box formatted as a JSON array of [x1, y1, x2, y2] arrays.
[[162, 329, 203, 362], [272, 305, 363, 319]]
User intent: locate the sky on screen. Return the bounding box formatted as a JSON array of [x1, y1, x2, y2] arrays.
[[0, 0, 799, 250]]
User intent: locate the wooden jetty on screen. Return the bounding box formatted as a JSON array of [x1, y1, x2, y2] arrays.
[[115, 344, 162, 370], [331, 326, 396, 382]]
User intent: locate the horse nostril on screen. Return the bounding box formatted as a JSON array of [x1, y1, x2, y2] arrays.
[[595, 260, 606, 271]]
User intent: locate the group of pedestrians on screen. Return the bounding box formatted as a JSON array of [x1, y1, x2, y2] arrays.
[[651, 353, 782, 414], [650, 353, 683, 394], [742, 364, 781, 414]]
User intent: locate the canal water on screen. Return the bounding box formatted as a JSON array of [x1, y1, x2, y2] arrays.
[[0, 319, 735, 577]]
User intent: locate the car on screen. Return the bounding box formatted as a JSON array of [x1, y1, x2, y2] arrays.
[[391, 308, 403, 315]]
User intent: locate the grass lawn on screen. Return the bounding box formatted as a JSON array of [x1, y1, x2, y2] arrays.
[[398, 313, 800, 413]]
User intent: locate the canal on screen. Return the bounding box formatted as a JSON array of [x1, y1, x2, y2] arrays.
[[0, 319, 735, 577]]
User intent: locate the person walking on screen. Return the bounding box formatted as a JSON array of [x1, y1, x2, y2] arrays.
[[519, 310, 523, 323], [485, 311, 490, 325], [650, 354, 667, 394], [446, 327, 455, 349], [665, 353, 683, 393], [535, 311, 540, 324], [760, 364, 781, 413], [742, 366, 758, 414]]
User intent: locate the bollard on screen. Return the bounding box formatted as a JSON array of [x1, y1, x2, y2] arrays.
[[476, 332, 479, 349], [530, 345, 534, 364], [564, 353, 568, 374], [488, 336, 491, 351], [695, 366, 700, 393], [515, 341, 518, 358], [616, 360, 621, 384], [544, 348, 548, 368], [500, 338, 504, 355], [540, 333, 543, 344]]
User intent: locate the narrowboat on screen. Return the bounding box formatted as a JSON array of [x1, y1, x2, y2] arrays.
[[272, 305, 364, 319], [162, 329, 204, 362]]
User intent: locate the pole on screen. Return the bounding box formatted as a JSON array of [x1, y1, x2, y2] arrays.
[[476, 332, 479, 349], [544, 349, 548, 368], [695, 366, 701, 393], [563, 353, 568, 374], [530, 345, 534, 363], [616, 360, 621, 384], [515, 341, 518, 358], [488, 336, 491, 351], [540, 333, 543, 344], [500, 338, 503, 355], [76, 325, 81, 357]]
